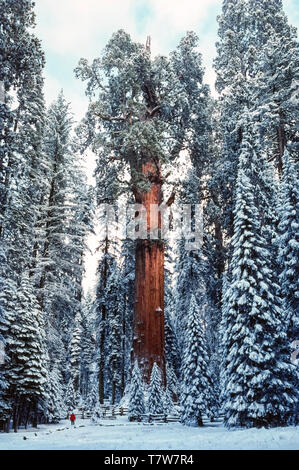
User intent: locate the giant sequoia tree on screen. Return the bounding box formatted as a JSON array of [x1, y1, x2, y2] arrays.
[[76, 30, 210, 382]]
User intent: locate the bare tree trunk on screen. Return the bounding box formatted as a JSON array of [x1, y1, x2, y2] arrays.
[[133, 161, 166, 384], [24, 402, 31, 429], [12, 397, 21, 433], [32, 402, 38, 428], [111, 381, 116, 405]]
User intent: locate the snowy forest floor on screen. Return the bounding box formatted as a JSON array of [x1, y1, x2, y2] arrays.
[[0, 417, 298, 450]]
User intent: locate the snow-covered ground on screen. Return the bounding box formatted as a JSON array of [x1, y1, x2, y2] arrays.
[[0, 417, 298, 450]]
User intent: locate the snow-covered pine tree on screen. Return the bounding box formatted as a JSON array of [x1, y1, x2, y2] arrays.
[[0, 0, 45, 237], [174, 166, 220, 411], [36, 91, 73, 309], [174, 168, 208, 352], [164, 255, 180, 379], [87, 377, 100, 412], [249, 0, 299, 172], [164, 308, 180, 380], [0, 6, 50, 430], [94, 251, 119, 404], [32, 92, 92, 406], [0, 266, 17, 431], [0, 249, 10, 431], [219, 272, 231, 411], [250, 132, 280, 252], [147, 362, 164, 416], [1, 28, 46, 283], [278, 149, 299, 424], [119, 239, 135, 395], [128, 361, 145, 422], [180, 295, 213, 427], [166, 364, 180, 403], [278, 149, 299, 346], [68, 312, 82, 395], [45, 362, 65, 424], [65, 379, 77, 414], [7, 274, 47, 432], [222, 129, 297, 428], [106, 264, 123, 404], [213, 0, 250, 241], [79, 296, 96, 401], [163, 388, 174, 415], [91, 404, 103, 424]]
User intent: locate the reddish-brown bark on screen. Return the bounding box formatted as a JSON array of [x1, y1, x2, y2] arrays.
[[133, 161, 166, 384]]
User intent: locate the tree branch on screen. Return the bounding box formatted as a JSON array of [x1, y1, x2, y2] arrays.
[[165, 189, 176, 207], [147, 105, 162, 118], [94, 112, 126, 122]]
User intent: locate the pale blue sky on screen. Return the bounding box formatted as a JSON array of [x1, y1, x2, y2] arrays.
[[34, 0, 299, 123]]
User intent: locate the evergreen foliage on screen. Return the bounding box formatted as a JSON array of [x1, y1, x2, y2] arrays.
[[128, 361, 145, 422], [180, 295, 213, 427], [148, 363, 164, 416]]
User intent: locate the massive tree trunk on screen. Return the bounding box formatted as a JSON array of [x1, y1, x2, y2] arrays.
[[133, 160, 166, 384]]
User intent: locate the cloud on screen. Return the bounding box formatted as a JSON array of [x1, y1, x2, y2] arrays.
[[35, 0, 221, 57], [149, 0, 219, 31], [35, 0, 136, 57]]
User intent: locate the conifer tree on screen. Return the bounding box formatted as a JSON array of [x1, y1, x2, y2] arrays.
[[33, 92, 92, 403], [106, 265, 123, 404], [0, 249, 10, 430], [213, 0, 250, 240], [164, 309, 180, 379], [147, 363, 164, 415], [278, 150, 299, 344], [94, 252, 119, 403], [46, 362, 65, 424], [87, 378, 100, 412], [68, 312, 82, 395], [163, 388, 174, 415], [0, 0, 45, 236], [79, 297, 95, 400], [128, 361, 145, 422], [249, 0, 299, 171], [65, 379, 77, 414], [7, 275, 47, 431], [277, 150, 299, 424], [222, 131, 297, 428], [180, 295, 212, 427], [91, 404, 103, 424], [166, 364, 180, 403], [119, 239, 135, 394]]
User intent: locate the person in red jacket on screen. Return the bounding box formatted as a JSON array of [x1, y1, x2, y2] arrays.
[[70, 412, 76, 426]]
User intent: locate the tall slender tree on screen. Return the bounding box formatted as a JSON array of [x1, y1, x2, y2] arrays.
[[278, 149, 299, 358], [148, 362, 164, 415], [128, 361, 145, 422], [180, 295, 213, 427]]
